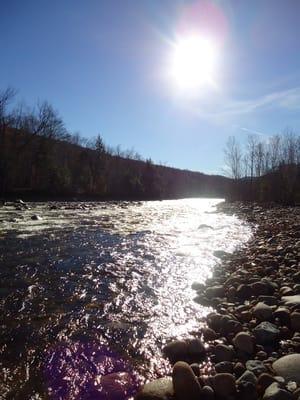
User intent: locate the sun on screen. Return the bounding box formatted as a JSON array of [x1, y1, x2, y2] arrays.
[[170, 35, 217, 92]]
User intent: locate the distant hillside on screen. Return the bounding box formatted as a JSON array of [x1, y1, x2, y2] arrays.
[[0, 128, 231, 200]]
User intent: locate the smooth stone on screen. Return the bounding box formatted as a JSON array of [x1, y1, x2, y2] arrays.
[[100, 372, 135, 399], [258, 296, 279, 306], [253, 322, 280, 344], [163, 338, 205, 363], [213, 373, 236, 398], [31, 214, 42, 220], [282, 295, 300, 306], [172, 361, 202, 400], [257, 373, 276, 395], [273, 307, 290, 326], [205, 285, 225, 299], [215, 361, 233, 373], [272, 354, 300, 384], [253, 302, 273, 321], [290, 312, 300, 331], [236, 370, 257, 385], [214, 344, 235, 362], [246, 360, 267, 376], [201, 385, 215, 400], [135, 377, 174, 400], [263, 382, 292, 400], [233, 332, 254, 354]]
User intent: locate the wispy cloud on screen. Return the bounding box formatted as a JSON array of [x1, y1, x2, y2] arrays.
[[191, 86, 300, 121], [240, 127, 269, 136]]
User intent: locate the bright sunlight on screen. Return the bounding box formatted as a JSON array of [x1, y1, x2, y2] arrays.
[[170, 35, 217, 92]]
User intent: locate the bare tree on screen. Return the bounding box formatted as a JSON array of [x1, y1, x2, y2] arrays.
[[224, 136, 242, 179]]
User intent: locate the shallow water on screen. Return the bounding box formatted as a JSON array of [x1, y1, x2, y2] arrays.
[[0, 198, 251, 399]]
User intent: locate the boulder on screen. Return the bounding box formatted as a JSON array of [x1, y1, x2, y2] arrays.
[[272, 354, 300, 384], [172, 361, 202, 400], [135, 377, 174, 400]]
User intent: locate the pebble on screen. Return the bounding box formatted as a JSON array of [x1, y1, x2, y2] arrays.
[[135, 377, 174, 400], [263, 382, 292, 400], [214, 344, 235, 362], [253, 302, 273, 321], [253, 322, 280, 344], [172, 361, 202, 400], [232, 332, 254, 354], [213, 373, 236, 398]]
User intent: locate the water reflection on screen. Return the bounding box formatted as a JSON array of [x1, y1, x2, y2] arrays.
[[0, 198, 251, 398]]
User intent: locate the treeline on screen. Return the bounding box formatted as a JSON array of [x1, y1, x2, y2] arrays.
[[0, 87, 229, 199], [224, 132, 300, 204]]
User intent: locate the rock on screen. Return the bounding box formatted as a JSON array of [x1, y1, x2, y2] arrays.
[[100, 372, 136, 399], [237, 381, 257, 400], [253, 322, 280, 344], [205, 285, 225, 299], [215, 361, 233, 373], [135, 377, 174, 400], [214, 344, 235, 362], [31, 214, 42, 221], [172, 361, 202, 400], [252, 281, 274, 296], [202, 327, 218, 341], [236, 370, 257, 385], [213, 373, 236, 398], [245, 360, 267, 375], [200, 385, 215, 400], [258, 296, 279, 306], [257, 373, 276, 395], [253, 302, 273, 321], [282, 295, 300, 306], [273, 307, 290, 326], [234, 362, 246, 377], [237, 284, 253, 300], [190, 363, 200, 377], [163, 338, 205, 363], [214, 250, 231, 259], [263, 382, 292, 400], [233, 332, 254, 354], [272, 354, 300, 384], [290, 311, 300, 331]]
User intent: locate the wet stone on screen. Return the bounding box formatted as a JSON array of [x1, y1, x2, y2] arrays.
[[135, 377, 174, 400], [172, 361, 202, 400]]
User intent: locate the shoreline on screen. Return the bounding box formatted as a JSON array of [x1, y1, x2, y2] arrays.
[[136, 201, 300, 400]]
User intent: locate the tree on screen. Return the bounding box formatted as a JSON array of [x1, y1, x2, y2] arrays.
[[223, 136, 242, 179]]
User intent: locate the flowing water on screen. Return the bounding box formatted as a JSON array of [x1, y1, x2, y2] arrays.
[[0, 198, 251, 399]]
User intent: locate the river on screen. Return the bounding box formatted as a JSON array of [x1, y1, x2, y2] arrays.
[[0, 198, 251, 399]]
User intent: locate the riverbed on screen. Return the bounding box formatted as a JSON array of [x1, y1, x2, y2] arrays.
[[0, 198, 251, 399]]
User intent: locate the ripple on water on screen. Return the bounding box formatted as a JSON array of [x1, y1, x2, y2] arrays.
[[0, 198, 251, 398]]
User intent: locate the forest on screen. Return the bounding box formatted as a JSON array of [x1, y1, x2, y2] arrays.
[[223, 132, 300, 204], [0, 88, 230, 200]]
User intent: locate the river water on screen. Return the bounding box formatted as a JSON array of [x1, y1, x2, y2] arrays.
[[0, 198, 251, 399]]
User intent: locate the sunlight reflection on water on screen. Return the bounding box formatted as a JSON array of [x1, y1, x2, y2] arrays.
[[0, 198, 252, 399]]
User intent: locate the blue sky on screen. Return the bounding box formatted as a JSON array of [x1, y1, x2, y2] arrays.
[[1, 0, 300, 174]]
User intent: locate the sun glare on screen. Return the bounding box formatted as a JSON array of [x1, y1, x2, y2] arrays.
[[170, 35, 217, 92]]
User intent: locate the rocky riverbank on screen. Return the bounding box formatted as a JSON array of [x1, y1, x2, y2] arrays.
[[135, 202, 300, 400]]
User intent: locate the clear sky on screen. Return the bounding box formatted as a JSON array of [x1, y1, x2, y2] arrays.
[[1, 0, 300, 174]]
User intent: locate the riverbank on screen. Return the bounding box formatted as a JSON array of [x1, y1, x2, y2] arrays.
[[135, 202, 300, 400]]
